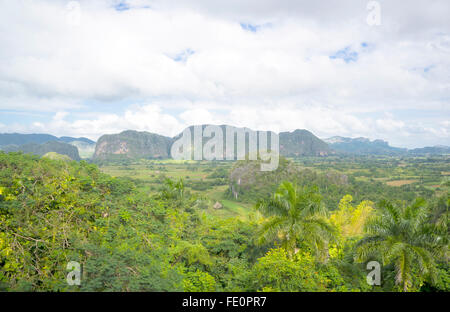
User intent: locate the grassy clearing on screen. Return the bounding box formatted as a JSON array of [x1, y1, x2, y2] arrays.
[[100, 160, 253, 218], [386, 179, 418, 186]]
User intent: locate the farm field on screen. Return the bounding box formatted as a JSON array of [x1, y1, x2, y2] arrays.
[[99, 155, 449, 217], [100, 160, 255, 218]]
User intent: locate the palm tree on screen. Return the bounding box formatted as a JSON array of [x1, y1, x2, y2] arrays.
[[255, 181, 334, 259], [161, 178, 185, 200], [354, 198, 447, 292]]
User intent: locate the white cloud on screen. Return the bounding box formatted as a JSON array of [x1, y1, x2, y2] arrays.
[[2, 103, 446, 149], [39, 105, 182, 139], [0, 0, 449, 148]]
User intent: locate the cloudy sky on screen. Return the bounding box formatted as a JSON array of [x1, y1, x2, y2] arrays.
[[0, 0, 449, 148]]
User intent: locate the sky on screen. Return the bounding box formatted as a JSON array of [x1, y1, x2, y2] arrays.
[[0, 0, 449, 148]]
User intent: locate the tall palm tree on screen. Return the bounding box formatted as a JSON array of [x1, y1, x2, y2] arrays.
[[255, 181, 334, 259], [354, 198, 447, 292]]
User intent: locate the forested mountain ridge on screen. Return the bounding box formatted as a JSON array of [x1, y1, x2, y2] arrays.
[[324, 136, 450, 155], [93, 130, 173, 160], [324, 136, 407, 155], [172, 124, 279, 159], [94, 125, 334, 160], [0, 152, 447, 292], [1, 131, 448, 161], [95, 126, 449, 160], [1, 141, 81, 160], [279, 129, 332, 156], [0, 133, 95, 146], [0, 133, 95, 160]]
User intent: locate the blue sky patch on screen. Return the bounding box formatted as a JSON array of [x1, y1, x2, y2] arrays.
[[423, 65, 434, 73], [240, 23, 260, 32], [172, 49, 195, 63], [329, 47, 358, 63], [114, 2, 130, 11], [240, 22, 272, 32]]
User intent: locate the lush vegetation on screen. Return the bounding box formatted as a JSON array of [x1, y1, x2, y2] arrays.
[[0, 152, 448, 291]]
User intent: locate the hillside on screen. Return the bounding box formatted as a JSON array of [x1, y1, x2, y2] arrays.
[[173, 124, 275, 159], [228, 157, 302, 201], [42, 152, 73, 161], [0, 133, 95, 159], [1, 141, 81, 160], [95, 125, 332, 161], [279, 129, 332, 156], [173, 125, 332, 159], [0, 133, 94, 146], [0, 133, 59, 146], [227, 157, 356, 206], [2, 131, 447, 161], [94, 130, 173, 160], [0, 148, 447, 292]]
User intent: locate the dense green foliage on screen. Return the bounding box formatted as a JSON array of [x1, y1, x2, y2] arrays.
[[0, 152, 448, 292], [228, 157, 436, 209], [355, 199, 447, 291], [255, 182, 334, 259]]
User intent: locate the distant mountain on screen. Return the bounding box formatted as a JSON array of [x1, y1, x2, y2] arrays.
[[94, 126, 332, 161], [0, 133, 59, 146], [94, 125, 333, 159], [93, 130, 173, 160], [279, 129, 332, 156], [173, 125, 332, 158], [172, 124, 278, 159], [324, 136, 407, 155], [408, 145, 450, 155], [0, 133, 95, 146], [3, 131, 447, 161], [2, 141, 81, 160], [0, 133, 96, 159], [324, 136, 449, 156]]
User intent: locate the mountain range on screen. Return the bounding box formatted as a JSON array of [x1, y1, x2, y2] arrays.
[[323, 136, 407, 155], [280, 129, 332, 156], [0, 133, 95, 146], [0, 133, 95, 160], [93, 125, 334, 160], [323, 136, 450, 155], [0, 127, 448, 160], [1, 141, 81, 161], [94, 130, 173, 160]]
